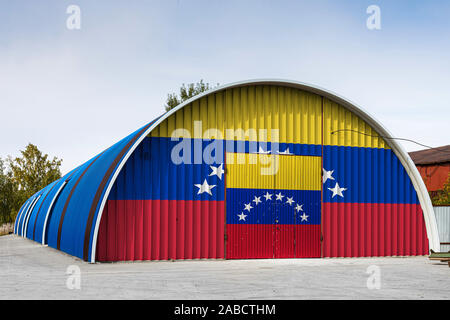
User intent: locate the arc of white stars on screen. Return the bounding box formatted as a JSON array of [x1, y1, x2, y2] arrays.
[[237, 191, 312, 224]]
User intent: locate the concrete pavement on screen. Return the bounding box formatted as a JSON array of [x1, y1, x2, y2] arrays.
[[1, 235, 449, 299]]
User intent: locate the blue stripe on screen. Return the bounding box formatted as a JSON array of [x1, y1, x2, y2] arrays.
[[110, 137, 226, 201], [110, 138, 419, 205], [323, 145, 419, 204], [109, 137, 321, 201]]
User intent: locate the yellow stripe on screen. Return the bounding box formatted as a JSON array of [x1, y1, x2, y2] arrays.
[[151, 85, 389, 150], [323, 98, 389, 149], [151, 85, 322, 145], [225, 153, 321, 191]]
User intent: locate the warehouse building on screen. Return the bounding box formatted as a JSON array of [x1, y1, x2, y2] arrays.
[[14, 80, 440, 262]]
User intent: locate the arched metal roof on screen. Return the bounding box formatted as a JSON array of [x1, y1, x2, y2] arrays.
[[15, 79, 440, 262]]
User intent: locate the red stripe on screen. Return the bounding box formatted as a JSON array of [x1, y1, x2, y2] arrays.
[[227, 224, 271, 259], [201, 201, 209, 258], [126, 200, 135, 260], [96, 201, 108, 260], [106, 200, 115, 260], [117, 200, 125, 260], [185, 201, 193, 259], [135, 200, 143, 260], [209, 200, 216, 258], [322, 203, 429, 257], [226, 224, 321, 259], [143, 199, 151, 260], [176, 201, 185, 259], [95, 200, 429, 261], [161, 200, 168, 260], [295, 225, 321, 258], [168, 200, 176, 259], [96, 200, 225, 262]]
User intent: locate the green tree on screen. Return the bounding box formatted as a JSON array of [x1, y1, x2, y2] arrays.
[[165, 80, 219, 111], [0, 159, 16, 224], [7, 143, 62, 221]]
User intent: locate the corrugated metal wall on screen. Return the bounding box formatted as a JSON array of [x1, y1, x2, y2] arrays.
[[434, 206, 450, 252], [14, 121, 159, 262], [96, 85, 323, 261], [322, 98, 429, 257], [96, 136, 225, 261], [95, 85, 429, 261]]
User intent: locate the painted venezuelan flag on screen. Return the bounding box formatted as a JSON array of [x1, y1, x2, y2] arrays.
[[95, 88, 429, 261], [96, 128, 429, 260], [321, 145, 428, 257], [97, 136, 323, 261], [321, 99, 428, 257], [97, 137, 226, 261], [225, 152, 322, 259]]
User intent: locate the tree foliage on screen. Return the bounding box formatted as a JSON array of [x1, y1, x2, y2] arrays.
[[165, 80, 219, 111], [0, 159, 15, 224], [0, 144, 62, 224]]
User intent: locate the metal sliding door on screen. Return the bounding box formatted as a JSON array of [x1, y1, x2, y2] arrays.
[[226, 153, 321, 259]]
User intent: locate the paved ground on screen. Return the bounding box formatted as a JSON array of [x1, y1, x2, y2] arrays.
[[0, 235, 449, 300]]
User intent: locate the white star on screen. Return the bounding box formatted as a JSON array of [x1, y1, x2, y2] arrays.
[[209, 164, 225, 180], [322, 168, 335, 184], [277, 148, 293, 155], [275, 192, 284, 201], [328, 182, 347, 198], [258, 146, 271, 154], [300, 212, 309, 222], [194, 179, 216, 195], [252, 196, 262, 205], [263, 192, 273, 201], [286, 197, 294, 206], [244, 203, 253, 211], [295, 204, 303, 212], [237, 212, 247, 221]]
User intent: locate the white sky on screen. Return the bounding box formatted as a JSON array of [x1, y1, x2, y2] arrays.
[[0, 0, 449, 174]]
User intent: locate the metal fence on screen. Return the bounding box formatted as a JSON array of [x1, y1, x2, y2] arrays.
[[434, 206, 450, 252]]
